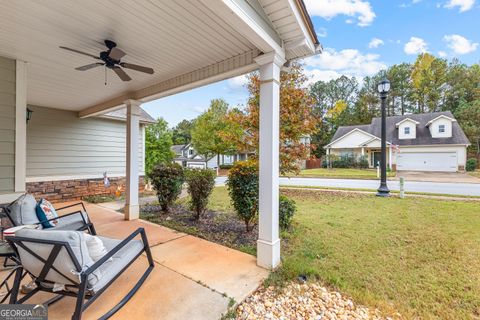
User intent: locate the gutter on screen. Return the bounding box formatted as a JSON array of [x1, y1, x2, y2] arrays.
[[294, 0, 320, 46]]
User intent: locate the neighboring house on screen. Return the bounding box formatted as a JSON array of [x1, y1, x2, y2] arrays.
[[325, 111, 470, 172], [172, 144, 250, 169], [23, 104, 155, 201]]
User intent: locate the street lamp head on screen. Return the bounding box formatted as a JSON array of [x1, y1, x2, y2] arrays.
[[377, 79, 391, 94]]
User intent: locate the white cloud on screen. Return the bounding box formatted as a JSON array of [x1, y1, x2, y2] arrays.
[[303, 47, 387, 83], [404, 37, 428, 55], [303, 0, 376, 26], [438, 50, 448, 57], [443, 34, 478, 54], [227, 75, 248, 89], [317, 28, 328, 38], [444, 0, 475, 12], [368, 38, 384, 48]]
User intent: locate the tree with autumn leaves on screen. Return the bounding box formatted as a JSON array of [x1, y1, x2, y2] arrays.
[[222, 63, 319, 175]]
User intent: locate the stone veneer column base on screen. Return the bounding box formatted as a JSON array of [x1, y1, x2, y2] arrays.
[[26, 176, 146, 203]]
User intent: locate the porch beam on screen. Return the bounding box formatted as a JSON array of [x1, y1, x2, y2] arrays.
[[255, 51, 285, 269], [125, 99, 141, 221], [201, 0, 284, 54], [78, 49, 260, 118]]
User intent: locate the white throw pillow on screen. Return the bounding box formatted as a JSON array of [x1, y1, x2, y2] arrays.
[[84, 234, 109, 262]]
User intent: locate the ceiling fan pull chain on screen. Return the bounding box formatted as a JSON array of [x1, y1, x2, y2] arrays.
[[105, 66, 107, 86]]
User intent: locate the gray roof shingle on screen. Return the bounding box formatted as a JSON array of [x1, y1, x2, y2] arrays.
[[330, 111, 470, 146]]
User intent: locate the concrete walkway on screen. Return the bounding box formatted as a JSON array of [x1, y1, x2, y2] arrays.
[[11, 203, 268, 320]]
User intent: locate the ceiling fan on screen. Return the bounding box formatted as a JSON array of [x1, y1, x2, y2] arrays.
[[60, 40, 154, 83]]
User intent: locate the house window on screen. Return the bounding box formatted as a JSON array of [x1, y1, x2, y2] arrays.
[[439, 124, 446, 133], [189, 149, 194, 155], [404, 127, 410, 135]]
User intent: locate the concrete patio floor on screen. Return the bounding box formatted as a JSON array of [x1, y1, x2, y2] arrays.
[[2, 203, 268, 319]]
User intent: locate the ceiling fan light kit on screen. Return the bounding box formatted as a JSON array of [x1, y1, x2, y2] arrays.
[[60, 40, 154, 84]]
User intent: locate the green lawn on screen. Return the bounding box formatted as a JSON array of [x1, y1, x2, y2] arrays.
[[468, 170, 480, 179], [205, 187, 480, 319], [296, 168, 396, 179]]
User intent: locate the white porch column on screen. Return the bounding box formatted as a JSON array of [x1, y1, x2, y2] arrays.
[[361, 147, 365, 156], [388, 146, 393, 170], [124, 99, 141, 220], [255, 51, 285, 269], [15, 61, 27, 193]]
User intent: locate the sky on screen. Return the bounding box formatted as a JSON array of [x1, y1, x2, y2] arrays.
[[143, 0, 479, 127]]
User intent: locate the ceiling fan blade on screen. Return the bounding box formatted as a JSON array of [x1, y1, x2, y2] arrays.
[[75, 63, 104, 71], [59, 46, 100, 60], [120, 62, 154, 74], [112, 66, 132, 81], [109, 47, 126, 60]]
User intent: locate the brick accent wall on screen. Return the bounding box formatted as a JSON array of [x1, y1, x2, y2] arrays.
[[26, 176, 146, 203]]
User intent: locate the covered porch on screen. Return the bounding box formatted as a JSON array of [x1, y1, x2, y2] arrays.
[[1, 202, 268, 319], [0, 0, 320, 270]]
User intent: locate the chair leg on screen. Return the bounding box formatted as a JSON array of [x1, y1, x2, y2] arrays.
[[8, 267, 23, 304], [72, 281, 87, 320]]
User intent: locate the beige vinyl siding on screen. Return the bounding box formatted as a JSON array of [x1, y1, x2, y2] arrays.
[[27, 106, 145, 179], [0, 57, 15, 193]]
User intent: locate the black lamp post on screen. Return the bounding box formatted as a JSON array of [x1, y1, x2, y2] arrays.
[[376, 79, 390, 197]]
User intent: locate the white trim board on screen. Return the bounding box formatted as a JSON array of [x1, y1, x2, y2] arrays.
[[26, 173, 129, 183], [14, 60, 27, 193]]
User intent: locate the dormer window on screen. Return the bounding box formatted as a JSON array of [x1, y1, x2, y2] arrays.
[[439, 124, 445, 133], [404, 127, 410, 135]]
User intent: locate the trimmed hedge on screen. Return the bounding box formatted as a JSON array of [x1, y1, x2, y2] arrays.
[[150, 163, 185, 212], [185, 168, 216, 220], [219, 163, 234, 170], [322, 154, 370, 169]]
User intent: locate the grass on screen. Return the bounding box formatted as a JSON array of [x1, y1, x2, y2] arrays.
[[145, 187, 480, 318], [295, 168, 396, 179], [468, 170, 480, 178], [264, 188, 480, 319], [283, 185, 480, 199]]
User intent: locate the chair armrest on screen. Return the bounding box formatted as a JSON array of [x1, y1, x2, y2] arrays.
[[83, 228, 148, 276], [37, 210, 89, 225], [55, 202, 87, 214]]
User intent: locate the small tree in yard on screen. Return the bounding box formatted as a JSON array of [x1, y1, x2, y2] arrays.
[[149, 163, 185, 212], [226, 161, 259, 232], [185, 168, 216, 220]]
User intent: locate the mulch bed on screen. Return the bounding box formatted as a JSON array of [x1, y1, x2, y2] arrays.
[[140, 204, 258, 252]]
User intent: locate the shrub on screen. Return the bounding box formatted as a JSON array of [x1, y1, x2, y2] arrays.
[[357, 155, 369, 169], [279, 195, 296, 230], [219, 163, 234, 170], [185, 168, 216, 220], [466, 158, 478, 172], [149, 163, 185, 212], [226, 161, 258, 232]]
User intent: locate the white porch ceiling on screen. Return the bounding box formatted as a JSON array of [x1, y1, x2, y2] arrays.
[[0, 0, 258, 111], [0, 0, 318, 113]]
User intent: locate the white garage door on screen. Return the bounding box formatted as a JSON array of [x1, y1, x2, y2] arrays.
[[397, 152, 457, 172]]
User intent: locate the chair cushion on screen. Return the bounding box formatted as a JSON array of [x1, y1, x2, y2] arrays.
[[35, 199, 59, 228], [88, 236, 144, 293], [7, 194, 40, 226], [84, 234, 108, 262], [53, 212, 89, 231], [14, 229, 98, 285]]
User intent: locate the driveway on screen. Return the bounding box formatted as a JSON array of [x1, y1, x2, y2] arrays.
[[395, 171, 480, 183], [215, 177, 480, 197]]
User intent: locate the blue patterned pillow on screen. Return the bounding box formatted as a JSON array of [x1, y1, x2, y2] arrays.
[[35, 199, 59, 228]]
